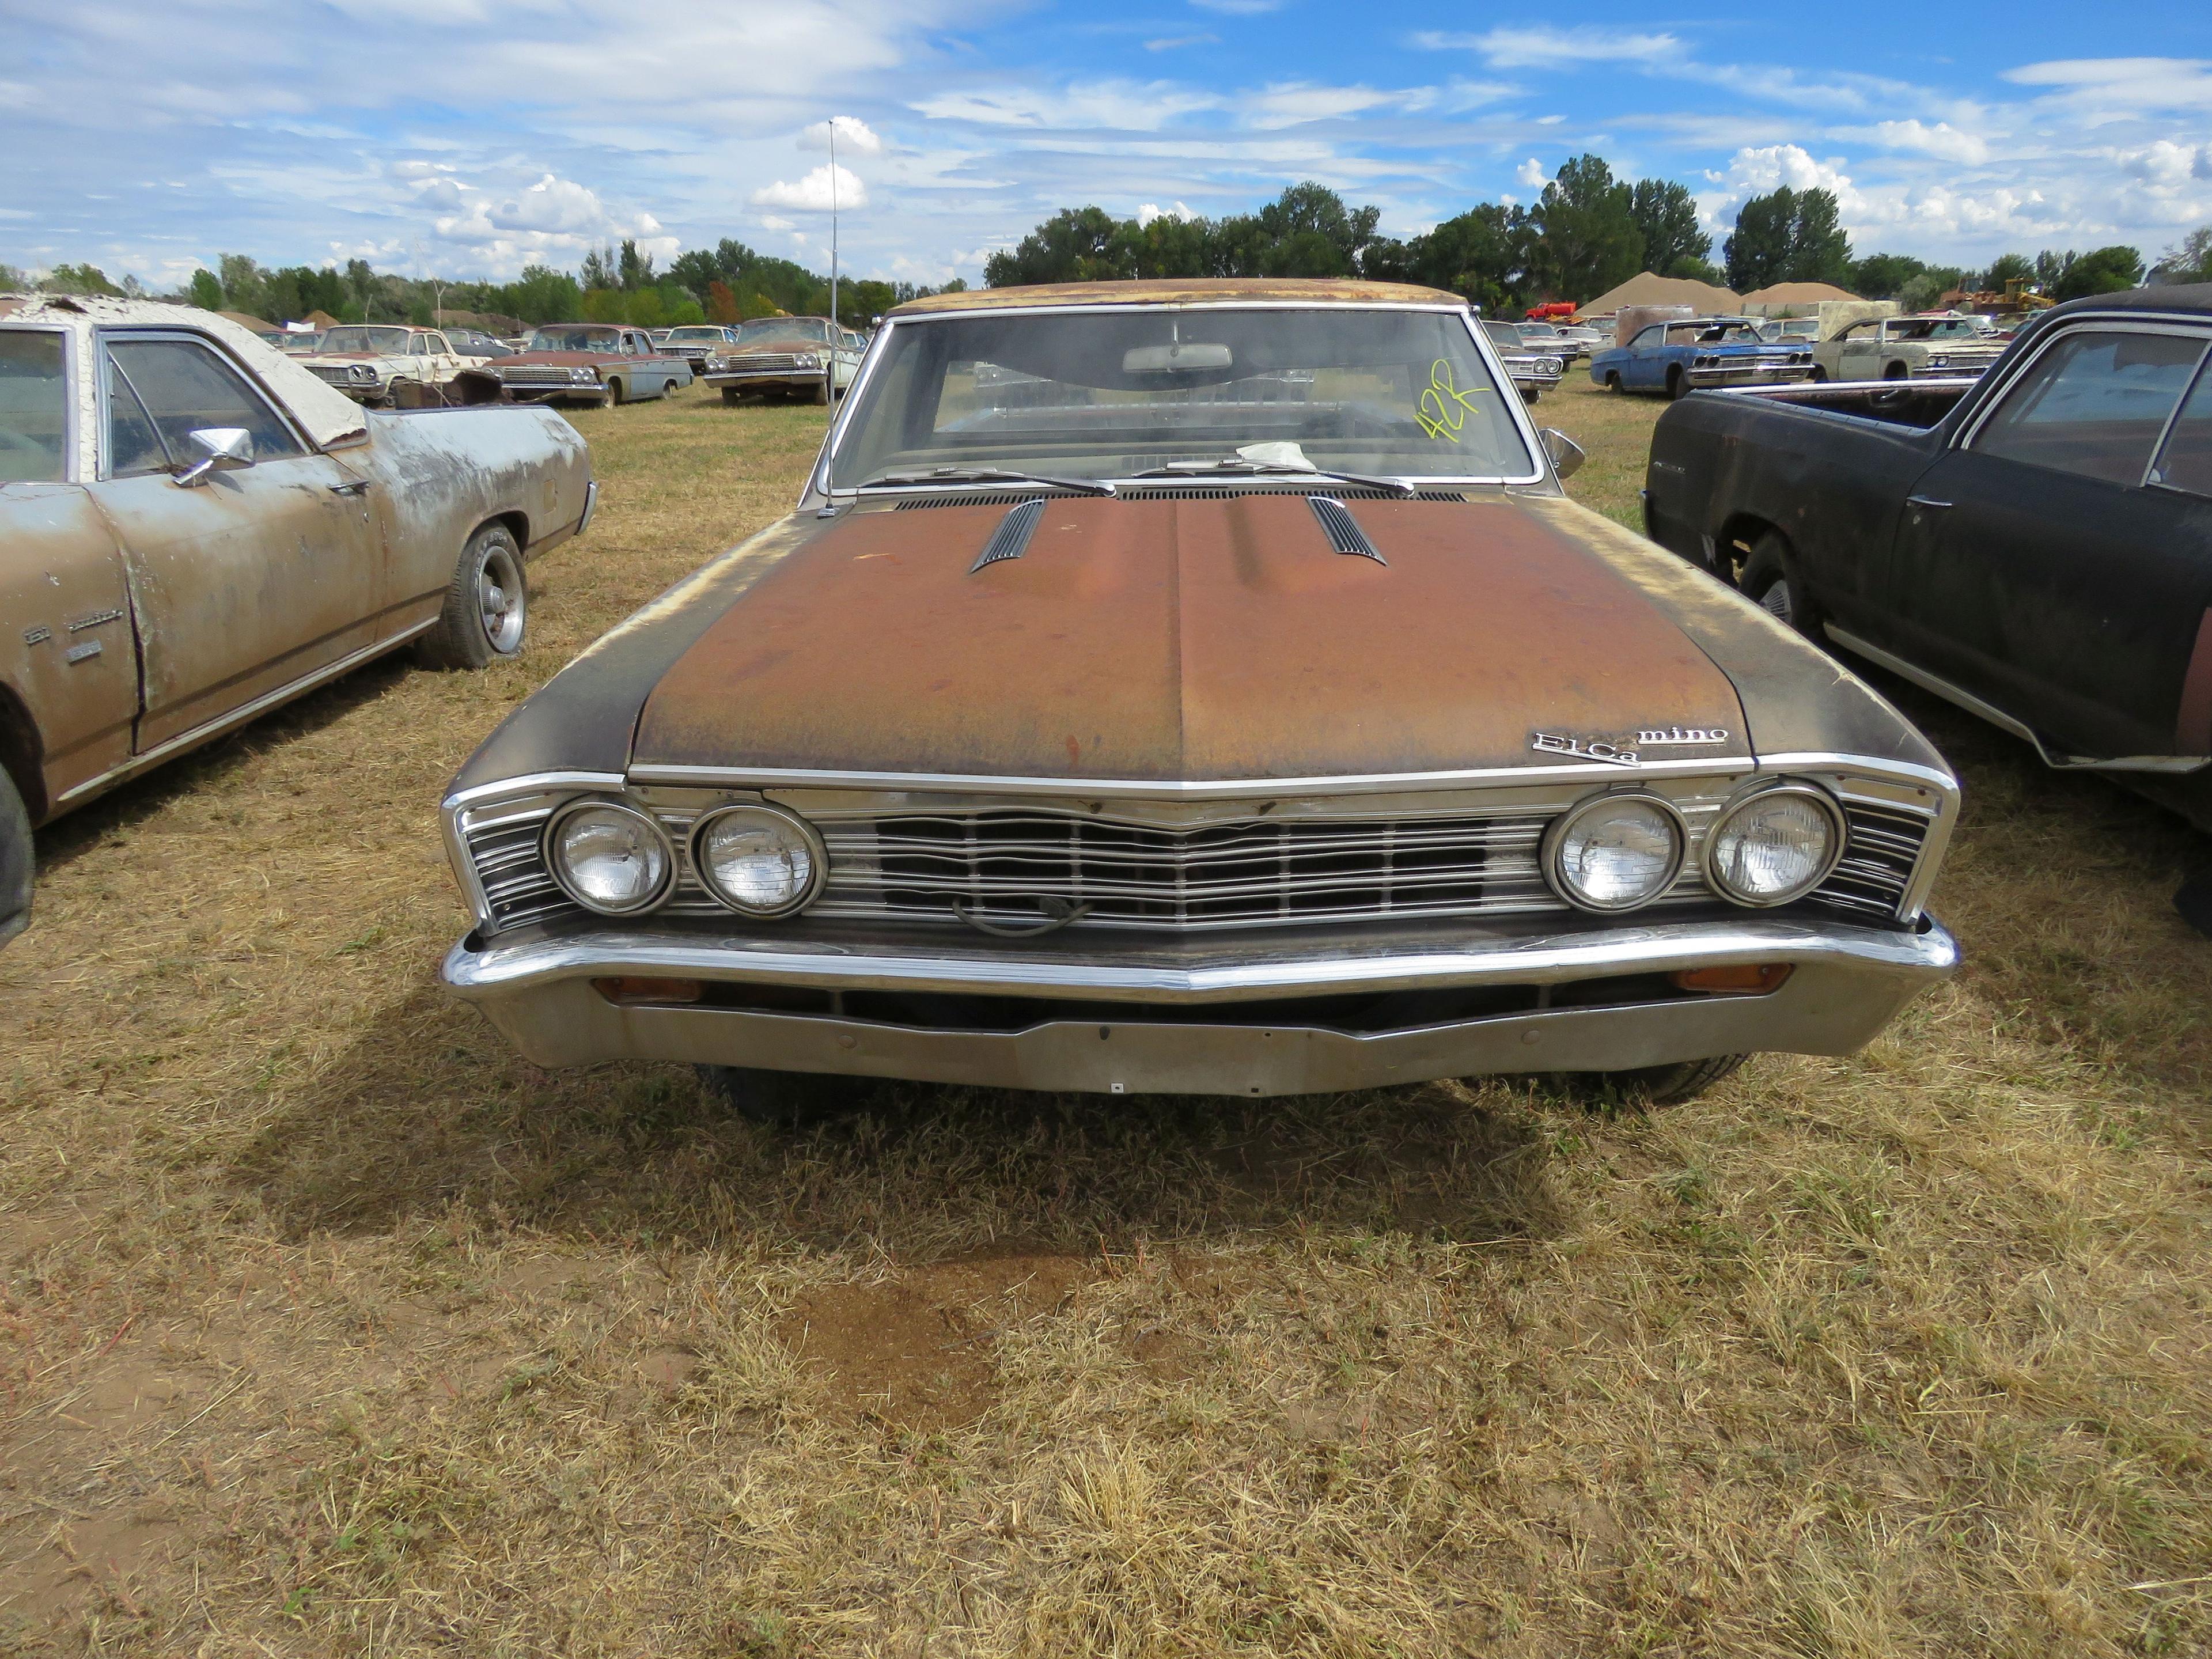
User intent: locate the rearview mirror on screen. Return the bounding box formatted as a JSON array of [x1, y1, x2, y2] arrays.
[[174, 427, 255, 487], [1123, 341, 1233, 374], [1539, 428, 1585, 481]]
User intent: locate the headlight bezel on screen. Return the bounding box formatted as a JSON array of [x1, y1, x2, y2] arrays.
[[1703, 781, 1846, 908], [543, 797, 676, 916], [690, 802, 827, 919], [1541, 790, 1690, 914]]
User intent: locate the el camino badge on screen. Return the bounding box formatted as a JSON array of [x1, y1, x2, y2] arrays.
[[1531, 725, 1729, 767]]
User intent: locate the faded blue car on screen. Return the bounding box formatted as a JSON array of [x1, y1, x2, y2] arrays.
[[1589, 316, 1815, 399]]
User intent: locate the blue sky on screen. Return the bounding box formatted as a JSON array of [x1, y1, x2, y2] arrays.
[[2, 0, 2209, 292]]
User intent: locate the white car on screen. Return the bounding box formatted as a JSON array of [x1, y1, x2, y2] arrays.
[[296, 324, 493, 406]]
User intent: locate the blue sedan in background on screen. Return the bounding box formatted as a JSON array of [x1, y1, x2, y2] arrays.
[[1588, 316, 1816, 399]]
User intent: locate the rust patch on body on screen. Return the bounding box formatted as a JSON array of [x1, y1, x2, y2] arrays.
[[630, 495, 1748, 781]]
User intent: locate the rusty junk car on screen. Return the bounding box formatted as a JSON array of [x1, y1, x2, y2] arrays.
[[488, 323, 691, 407], [438, 278, 1959, 1117], [294, 324, 492, 406], [0, 295, 594, 948], [703, 316, 866, 406]]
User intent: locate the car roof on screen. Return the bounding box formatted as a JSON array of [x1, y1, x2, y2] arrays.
[[888, 278, 1467, 317], [2046, 282, 2212, 318]]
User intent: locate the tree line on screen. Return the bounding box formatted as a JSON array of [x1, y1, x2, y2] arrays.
[[0, 240, 961, 331], [985, 157, 2196, 310]]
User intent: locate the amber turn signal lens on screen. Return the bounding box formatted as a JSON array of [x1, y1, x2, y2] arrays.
[[1671, 963, 1793, 995], [592, 976, 704, 1006]]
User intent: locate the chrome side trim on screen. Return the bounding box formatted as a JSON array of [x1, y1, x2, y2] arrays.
[[1823, 627, 2211, 779], [575, 478, 599, 538], [54, 619, 437, 812]]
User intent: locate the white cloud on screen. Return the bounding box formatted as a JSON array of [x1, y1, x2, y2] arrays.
[[1515, 157, 1546, 187], [758, 214, 796, 232], [912, 81, 1221, 130], [2115, 139, 2205, 190], [1865, 119, 1990, 165], [751, 162, 868, 212], [1145, 33, 1217, 51], [1244, 83, 1437, 130], [1136, 200, 1197, 226], [1419, 26, 1681, 70], [799, 115, 884, 154]]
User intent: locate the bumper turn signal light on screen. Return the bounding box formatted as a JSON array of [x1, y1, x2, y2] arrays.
[[1671, 963, 1793, 995], [592, 976, 704, 1006]]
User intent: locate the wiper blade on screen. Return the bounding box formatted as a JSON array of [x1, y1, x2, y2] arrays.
[[1129, 459, 1417, 497], [859, 465, 1115, 497]]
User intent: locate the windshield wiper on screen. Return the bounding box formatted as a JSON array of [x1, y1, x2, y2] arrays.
[[858, 465, 1116, 497], [1128, 458, 1417, 497]]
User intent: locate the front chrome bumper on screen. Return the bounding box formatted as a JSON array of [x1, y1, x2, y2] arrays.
[[1688, 363, 1815, 385], [443, 913, 1958, 1097]]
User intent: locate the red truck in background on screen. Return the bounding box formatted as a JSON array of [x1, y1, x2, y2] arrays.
[[1525, 301, 1579, 321]]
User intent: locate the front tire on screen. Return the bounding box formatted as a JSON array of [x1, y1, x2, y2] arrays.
[[1571, 1054, 1750, 1107], [0, 764, 33, 950], [1739, 532, 1823, 641], [1665, 366, 1690, 401], [419, 523, 527, 669], [810, 376, 831, 406], [1808, 365, 1828, 383], [695, 1065, 854, 1126]]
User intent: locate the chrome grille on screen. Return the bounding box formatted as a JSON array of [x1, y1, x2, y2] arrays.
[[460, 792, 1936, 935], [306, 365, 355, 384], [498, 365, 582, 385], [713, 354, 810, 374]]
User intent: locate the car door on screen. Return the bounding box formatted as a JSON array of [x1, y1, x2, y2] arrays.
[[1832, 324, 1878, 381], [88, 329, 384, 752], [1622, 327, 1664, 391], [1883, 321, 2212, 760]]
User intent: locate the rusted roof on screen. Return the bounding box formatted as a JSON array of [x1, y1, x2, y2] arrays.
[[889, 278, 1467, 317]]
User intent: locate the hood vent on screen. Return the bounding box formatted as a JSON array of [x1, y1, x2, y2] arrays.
[[897, 491, 1053, 510], [1308, 495, 1386, 565], [969, 497, 1046, 573], [893, 485, 1468, 508]]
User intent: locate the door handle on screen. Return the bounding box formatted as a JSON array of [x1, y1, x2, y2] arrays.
[[329, 479, 372, 497], [1906, 495, 1952, 511]]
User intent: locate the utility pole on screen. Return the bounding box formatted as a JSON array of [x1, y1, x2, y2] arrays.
[[828, 118, 839, 333]]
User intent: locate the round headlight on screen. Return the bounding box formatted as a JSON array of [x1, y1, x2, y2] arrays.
[[546, 801, 672, 915], [1705, 785, 1843, 907], [1544, 793, 1687, 912], [349, 363, 373, 381], [693, 805, 823, 917], [569, 366, 597, 383]]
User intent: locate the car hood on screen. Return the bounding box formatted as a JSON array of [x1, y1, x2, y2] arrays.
[[715, 342, 829, 357], [626, 492, 1752, 783]]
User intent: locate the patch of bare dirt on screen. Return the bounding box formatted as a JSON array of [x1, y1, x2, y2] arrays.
[[779, 1249, 1096, 1431]]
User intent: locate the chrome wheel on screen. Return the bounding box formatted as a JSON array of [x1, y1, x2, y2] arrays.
[[476, 545, 525, 653], [1757, 576, 1794, 625]]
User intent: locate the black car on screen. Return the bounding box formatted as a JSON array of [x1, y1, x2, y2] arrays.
[[1641, 283, 2212, 925]]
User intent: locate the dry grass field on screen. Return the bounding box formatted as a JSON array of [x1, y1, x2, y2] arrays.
[[4, 372, 2211, 1658]]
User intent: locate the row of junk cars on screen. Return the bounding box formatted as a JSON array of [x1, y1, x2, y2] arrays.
[[257, 315, 873, 409], [2, 278, 2206, 1124]]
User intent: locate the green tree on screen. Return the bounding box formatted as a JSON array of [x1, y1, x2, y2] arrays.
[[2157, 226, 2212, 283], [1851, 252, 1926, 298], [187, 268, 224, 310], [1527, 155, 1644, 302], [1978, 252, 2034, 290], [1628, 180, 1709, 277], [579, 245, 617, 290], [984, 207, 1126, 286], [41, 263, 124, 296], [1385, 202, 1530, 314], [497, 265, 582, 324], [0, 262, 27, 291], [617, 238, 656, 290], [1725, 187, 1852, 290], [2049, 245, 2143, 301]]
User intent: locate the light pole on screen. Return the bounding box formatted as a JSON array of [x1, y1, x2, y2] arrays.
[[828, 117, 839, 334]]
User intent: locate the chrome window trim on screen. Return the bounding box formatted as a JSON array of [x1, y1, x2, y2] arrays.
[[1701, 779, 1849, 908], [0, 321, 79, 484], [92, 326, 315, 482], [1954, 318, 2212, 487], [806, 302, 1548, 505]]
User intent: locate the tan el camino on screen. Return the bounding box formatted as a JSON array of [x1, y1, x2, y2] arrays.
[[0, 295, 594, 948], [294, 324, 493, 406], [439, 278, 1959, 1118]]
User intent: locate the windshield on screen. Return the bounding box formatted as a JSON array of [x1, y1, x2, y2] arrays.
[[319, 326, 411, 354], [1666, 321, 1762, 346], [1889, 317, 1987, 342], [0, 330, 67, 483], [738, 319, 831, 346], [1517, 324, 1562, 339], [827, 306, 1533, 489], [666, 327, 725, 342], [528, 326, 622, 352]]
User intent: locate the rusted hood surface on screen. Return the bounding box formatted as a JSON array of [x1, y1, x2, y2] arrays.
[[630, 494, 1749, 782], [499, 350, 624, 368]]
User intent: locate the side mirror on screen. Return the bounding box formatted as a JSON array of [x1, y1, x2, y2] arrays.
[[174, 427, 255, 487], [1539, 428, 1585, 482]]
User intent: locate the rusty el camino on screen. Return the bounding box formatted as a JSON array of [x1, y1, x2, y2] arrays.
[[1, 295, 593, 948], [439, 278, 1959, 1117]]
